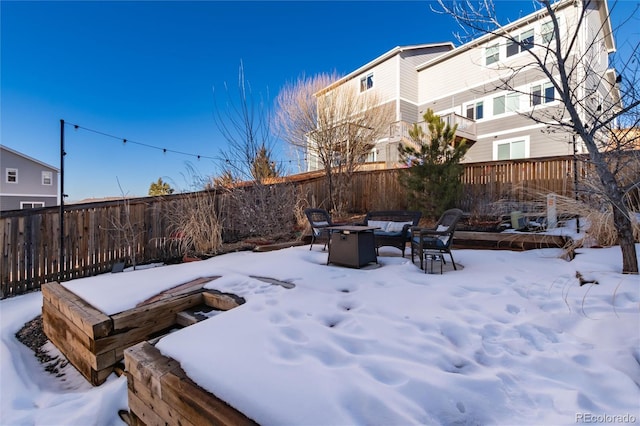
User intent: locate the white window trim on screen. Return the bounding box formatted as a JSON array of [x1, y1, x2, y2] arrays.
[[6, 168, 18, 184], [485, 44, 499, 65], [492, 136, 530, 160], [506, 29, 534, 58], [541, 20, 555, 44], [42, 171, 53, 186], [492, 92, 521, 117], [530, 81, 557, 108], [360, 73, 374, 93], [20, 201, 46, 209], [466, 101, 484, 120], [367, 147, 378, 163]]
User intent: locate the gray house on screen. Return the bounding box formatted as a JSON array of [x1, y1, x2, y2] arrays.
[[309, 0, 619, 170], [0, 145, 59, 211]]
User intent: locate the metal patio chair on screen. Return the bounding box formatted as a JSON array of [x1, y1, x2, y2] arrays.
[[410, 208, 464, 271], [304, 208, 335, 251]]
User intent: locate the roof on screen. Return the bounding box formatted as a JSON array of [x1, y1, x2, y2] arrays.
[[416, 0, 616, 71], [316, 43, 455, 95], [0, 145, 59, 172]]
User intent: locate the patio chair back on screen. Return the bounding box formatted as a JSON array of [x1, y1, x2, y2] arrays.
[[435, 208, 464, 234], [304, 208, 334, 251]]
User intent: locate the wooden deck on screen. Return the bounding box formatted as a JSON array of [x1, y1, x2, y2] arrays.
[[42, 277, 245, 386]]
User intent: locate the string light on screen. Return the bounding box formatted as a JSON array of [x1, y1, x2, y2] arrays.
[[62, 121, 295, 167]]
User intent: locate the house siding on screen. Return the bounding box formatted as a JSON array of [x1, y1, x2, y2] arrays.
[[0, 146, 58, 211], [313, 0, 617, 169], [346, 57, 398, 104], [415, 5, 589, 163], [399, 101, 419, 124], [399, 47, 453, 110]]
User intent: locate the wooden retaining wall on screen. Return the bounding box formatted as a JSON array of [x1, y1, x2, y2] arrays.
[[453, 231, 569, 251], [41, 278, 247, 386], [125, 341, 257, 426]]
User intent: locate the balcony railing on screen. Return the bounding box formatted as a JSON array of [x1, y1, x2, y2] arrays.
[[389, 113, 477, 144]]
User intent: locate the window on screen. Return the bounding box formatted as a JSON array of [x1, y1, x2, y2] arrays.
[[521, 30, 534, 51], [531, 82, 555, 106], [20, 202, 45, 209], [541, 21, 554, 43], [493, 93, 520, 115], [507, 29, 534, 57], [486, 44, 499, 65], [360, 73, 373, 92], [6, 168, 17, 183], [506, 39, 519, 57], [495, 138, 527, 160], [42, 171, 53, 185], [366, 148, 377, 163], [466, 101, 484, 120]]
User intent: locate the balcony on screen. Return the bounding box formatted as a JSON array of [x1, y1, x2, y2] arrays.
[[385, 113, 476, 168], [390, 113, 477, 145]]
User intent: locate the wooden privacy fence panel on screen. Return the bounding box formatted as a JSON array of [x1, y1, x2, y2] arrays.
[[0, 194, 191, 299], [294, 169, 408, 213], [458, 156, 589, 211], [296, 156, 589, 213]]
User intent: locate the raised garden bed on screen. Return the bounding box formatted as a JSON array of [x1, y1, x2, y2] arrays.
[[124, 341, 257, 426], [41, 277, 244, 386], [453, 231, 570, 251]]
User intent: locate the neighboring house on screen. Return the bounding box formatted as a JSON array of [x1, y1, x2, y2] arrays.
[[0, 145, 59, 211], [309, 0, 619, 170]]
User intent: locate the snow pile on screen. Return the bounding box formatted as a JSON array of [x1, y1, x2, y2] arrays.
[[1, 244, 639, 425]]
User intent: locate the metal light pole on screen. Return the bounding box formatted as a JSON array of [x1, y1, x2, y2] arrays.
[[572, 133, 580, 233], [60, 119, 65, 280]]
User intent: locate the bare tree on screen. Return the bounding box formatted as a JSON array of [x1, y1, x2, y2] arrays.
[[437, 0, 639, 274], [211, 63, 301, 241], [213, 62, 282, 184], [107, 178, 145, 270], [275, 73, 394, 214]]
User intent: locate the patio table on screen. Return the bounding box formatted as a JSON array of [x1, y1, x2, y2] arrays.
[[326, 225, 378, 268]]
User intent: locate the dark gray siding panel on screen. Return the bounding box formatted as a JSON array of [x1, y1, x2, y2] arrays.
[[399, 101, 419, 123], [0, 195, 57, 211]]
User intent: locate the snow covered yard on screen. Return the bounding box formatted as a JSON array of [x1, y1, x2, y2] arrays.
[[1, 243, 639, 425]]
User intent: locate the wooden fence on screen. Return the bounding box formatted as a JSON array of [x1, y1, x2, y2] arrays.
[[2, 154, 637, 298], [295, 155, 594, 213], [1, 194, 185, 298]]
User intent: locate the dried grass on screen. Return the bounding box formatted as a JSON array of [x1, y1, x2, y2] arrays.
[[498, 184, 639, 248], [166, 191, 224, 257]]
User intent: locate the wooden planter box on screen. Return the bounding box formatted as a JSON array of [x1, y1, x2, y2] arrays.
[[453, 231, 569, 251], [42, 277, 243, 386], [124, 341, 257, 426]]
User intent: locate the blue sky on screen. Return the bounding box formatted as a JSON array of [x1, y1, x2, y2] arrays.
[[1, 1, 637, 201]]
